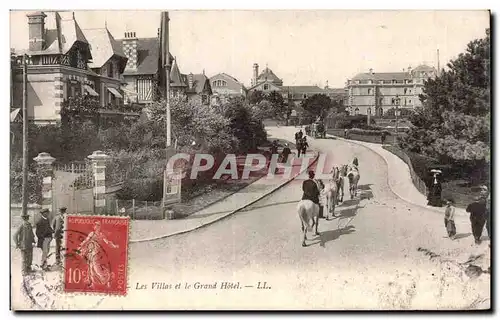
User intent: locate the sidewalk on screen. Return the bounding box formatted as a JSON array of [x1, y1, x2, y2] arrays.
[[326, 134, 468, 217], [130, 150, 319, 242]]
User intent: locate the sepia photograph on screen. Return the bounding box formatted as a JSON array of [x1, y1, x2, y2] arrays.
[[8, 8, 491, 310]]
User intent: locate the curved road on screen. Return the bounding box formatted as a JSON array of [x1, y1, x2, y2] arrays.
[[12, 126, 490, 310]]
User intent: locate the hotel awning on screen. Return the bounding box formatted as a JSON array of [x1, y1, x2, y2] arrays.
[[107, 87, 123, 98], [84, 85, 99, 97], [10, 108, 21, 123]]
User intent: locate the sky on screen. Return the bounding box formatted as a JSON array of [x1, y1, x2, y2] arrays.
[[9, 10, 489, 88]]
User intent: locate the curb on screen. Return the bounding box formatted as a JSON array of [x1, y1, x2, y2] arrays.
[[130, 151, 320, 243], [326, 134, 468, 217]]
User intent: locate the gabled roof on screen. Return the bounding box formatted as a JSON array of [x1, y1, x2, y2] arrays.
[[170, 59, 186, 87], [18, 11, 91, 57], [257, 67, 282, 84], [412, 64, 436, 72], [247, 79, 283, 92], [210, 72, 246, 89], [181, 73, 211, 94], [83, 28, 127, 71], [118, 37, 174, 76]]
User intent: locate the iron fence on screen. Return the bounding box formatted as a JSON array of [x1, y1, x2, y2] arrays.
[[104, 198, 165, 220]]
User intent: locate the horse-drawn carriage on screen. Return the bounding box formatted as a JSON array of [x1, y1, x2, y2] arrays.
[[311, 122, 326, 139]]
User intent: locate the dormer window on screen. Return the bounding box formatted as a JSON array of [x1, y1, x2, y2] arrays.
[[263, 84, 269, 90], [303, 94, 307, 99], [368, 88, 372, 95]]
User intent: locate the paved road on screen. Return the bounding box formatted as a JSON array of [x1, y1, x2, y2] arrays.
[[11, 126, 490, 310]]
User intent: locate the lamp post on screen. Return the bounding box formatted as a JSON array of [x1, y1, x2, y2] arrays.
[[394, 94, 401, 144], [17, 54, 32, 218]]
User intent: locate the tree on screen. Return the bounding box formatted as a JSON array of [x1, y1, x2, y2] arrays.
[[247, 90, 286, 119], [247, 90, 266, 105], [300, 94, 333, 121], [401, 28, 490, 183]]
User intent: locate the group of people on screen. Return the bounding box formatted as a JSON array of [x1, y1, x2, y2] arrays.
[[270, 140, 292, 163], [294, 130, 309, 157], [443, 185, 490, 246], [14, 207, 66, 275], [429, 169, 491, 246]]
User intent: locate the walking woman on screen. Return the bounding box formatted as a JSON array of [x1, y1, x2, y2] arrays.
[[444, 199, 456, 239], [301, 137, 309, 157], [427, 169, 443, 207]]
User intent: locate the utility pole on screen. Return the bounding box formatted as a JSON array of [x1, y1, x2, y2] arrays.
[[161, 12, 172, 154], [21, 54, 30, 218], [394, 94, 400, 144]]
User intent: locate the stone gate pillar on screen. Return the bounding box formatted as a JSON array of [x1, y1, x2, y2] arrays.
[[33, 152, 56, 213], [88, 151, 110, 215]]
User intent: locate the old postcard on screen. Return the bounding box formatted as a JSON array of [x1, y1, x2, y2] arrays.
[[9, 9, 491, 310]]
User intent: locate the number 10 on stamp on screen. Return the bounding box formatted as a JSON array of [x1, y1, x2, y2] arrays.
[[64, 215, 130, 296]]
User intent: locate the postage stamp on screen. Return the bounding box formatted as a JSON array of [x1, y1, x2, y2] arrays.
[[64, 215, 129, 296]]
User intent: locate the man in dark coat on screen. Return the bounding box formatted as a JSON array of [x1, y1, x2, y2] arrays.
[[302, 171, 321, 205], [280, 143, 292, 163], [270, 140, 279, 156], [14, 213, 35, 275], [36, 209, 53, 270], [298, 130, 303, 140], [296, 138, 303, 157], [301, 137, 309, 156], [466, 197, 487, 245], [51, 207, 66, 266]]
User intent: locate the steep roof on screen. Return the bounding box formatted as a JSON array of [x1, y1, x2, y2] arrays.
[[257, 67, 282, 84], [19, 11, 90, 57], [170, 58, 187, 87], [83, 28, 127, 71], [209, 72, 246, 90], [181, 73, 211, 94], [118, 37, 174, 75]]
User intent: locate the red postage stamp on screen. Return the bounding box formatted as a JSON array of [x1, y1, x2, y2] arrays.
[[64, 215, 129, 296]]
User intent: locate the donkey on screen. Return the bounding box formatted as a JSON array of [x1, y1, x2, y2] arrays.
[[297, 199, 320, 247], [324, 167, 340, 219], [346, 165, 360, 199]]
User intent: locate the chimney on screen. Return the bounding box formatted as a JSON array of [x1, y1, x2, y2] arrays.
[[27, 11, 47, 52], [188, 73, 194, 89], [253, 63, 259, 86], [122, 31, 138, 70]]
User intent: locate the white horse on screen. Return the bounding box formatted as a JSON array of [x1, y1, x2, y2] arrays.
[[297, 199, 320, 247], [324, 168, 340, 220], [346, 164, 360, 199]]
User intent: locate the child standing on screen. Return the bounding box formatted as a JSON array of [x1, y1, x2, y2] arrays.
[[444, 199, 456, 239]]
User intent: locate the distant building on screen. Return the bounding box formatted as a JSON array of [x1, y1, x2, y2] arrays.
[[119, 32, 174, 106], [246, 63, 346, 120], [170, 59, 212, 105], [209, 72, 246, 102], [82, 28, 128, 109], [346, 65, 437, 116], [11, 11, 138, 124], [11, 11, 94, 124]]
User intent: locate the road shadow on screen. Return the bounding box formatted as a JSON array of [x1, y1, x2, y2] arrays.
[[335, 205, 365, 218], [454, 232, 472, 240], [309, 225, 356, 247]]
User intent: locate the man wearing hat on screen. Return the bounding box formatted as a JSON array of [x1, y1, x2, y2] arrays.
[[13, 213, 35, 275], [35, 209, 54, 270], [51, 207, 66, 266]]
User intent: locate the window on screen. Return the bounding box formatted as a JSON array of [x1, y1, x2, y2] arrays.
[[391, 98, 395, 105], [404, 88, 408, 94], [354, 107, 359, 115], [379, 80, 384, 84], [379, 97, 383, 105], [108, 62, 114, 78], [263, 84, 269, 90], [303, 94, 307, 99], [202, 95, 208, 104], [392, 80, 396, 84], [409, 99, 412, 104], [368, 88, 372, 95], [368, 80, 373, 84]]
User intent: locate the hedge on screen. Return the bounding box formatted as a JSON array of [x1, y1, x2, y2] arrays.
[[348, 128, 392, 136]]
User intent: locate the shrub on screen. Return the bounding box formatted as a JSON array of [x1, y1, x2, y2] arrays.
[[116, 178, 163, 201], [349, 128, 391, 136], [10, 156, 42, 203]]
